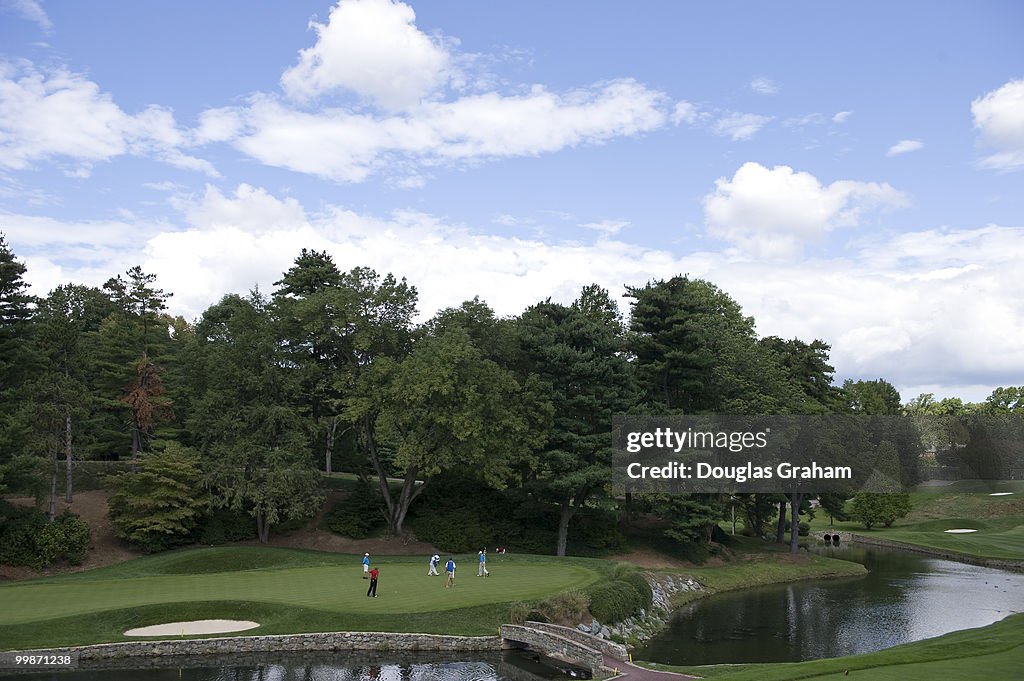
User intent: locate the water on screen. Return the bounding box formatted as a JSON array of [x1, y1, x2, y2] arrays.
[[639, 544, 1024, 665], [0, 651, 560, 681]]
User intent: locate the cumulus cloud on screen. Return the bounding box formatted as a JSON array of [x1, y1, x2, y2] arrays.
[[711, 112, 772, 141], [750, 77, 779, 95], [0, 62, 218, 176], [972, 78, 1024, 171], [215, 80, 670, 183], [9, 186, 1023, 398], [281, 0, 451, 110], [671, 101, 699, 125], [887, 139, 923, 156], [703, 162, 908, 257]]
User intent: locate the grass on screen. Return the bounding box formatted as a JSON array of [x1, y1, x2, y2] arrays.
[[802, 482, 1024, 561], [638, 612, 1024, 681], [0, 546, 604, 651]]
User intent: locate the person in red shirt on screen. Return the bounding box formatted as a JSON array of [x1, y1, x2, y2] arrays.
[[367, 567, 379, 597]]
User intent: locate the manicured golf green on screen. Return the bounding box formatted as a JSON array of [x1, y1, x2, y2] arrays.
[[807, 482, 1024, 561], [0, 547, 603, 650]]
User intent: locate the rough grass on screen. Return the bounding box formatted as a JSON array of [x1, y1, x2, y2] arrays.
[[0, 547, 604, 651]]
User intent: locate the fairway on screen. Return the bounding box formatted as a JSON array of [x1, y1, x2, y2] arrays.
[[0, 547, 603, 649]]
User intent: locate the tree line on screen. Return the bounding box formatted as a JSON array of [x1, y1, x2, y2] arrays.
[[1, 235, 1020, 556]]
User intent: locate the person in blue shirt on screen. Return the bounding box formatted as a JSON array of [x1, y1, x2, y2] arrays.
[[362, 553, 370, 579], [445, 557, 456, 587], [428, 553, 440, 576], [477, 549, 489, 576]]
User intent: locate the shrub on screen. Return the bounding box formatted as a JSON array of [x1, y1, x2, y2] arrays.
[[850, 492, 911, 530], [324, 481, 386, 539], [613, 566, 653, 610], [586, 580, 645, 624], [0, 502, 89, 568], [198, 507, 257, 544], [798, 522, 810, 536]]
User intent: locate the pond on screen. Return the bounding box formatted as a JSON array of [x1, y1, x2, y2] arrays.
[[638, 544, 1024, 666], [0, 650, 560, 681]]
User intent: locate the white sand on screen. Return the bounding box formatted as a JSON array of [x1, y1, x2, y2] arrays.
[[989, 492, 1015, 496], [943, 529, 979, 534], [124, 619, 260, 636]]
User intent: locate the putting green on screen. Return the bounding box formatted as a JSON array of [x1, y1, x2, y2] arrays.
[[0, 548, 601, 628]]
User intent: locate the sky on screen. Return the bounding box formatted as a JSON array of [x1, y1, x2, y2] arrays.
[[1, 0, 1022, 403]]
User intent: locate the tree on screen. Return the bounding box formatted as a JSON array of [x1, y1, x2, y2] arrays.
[[188, 292, 322, 543], [516, 288, 635, 556], [850, 492, 911, 529], [273, 259, 417, 475], [347, 325, 535, 536], [842, 378, 902, 415], [0, 234, 38, 491], [107, 443, 207, 551]]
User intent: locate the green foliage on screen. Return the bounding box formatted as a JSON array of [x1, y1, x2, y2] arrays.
[[107, 443, 208, 552], [0, 502, 89, 569], [324, 482, 386, 539], [586, 579, 645, 624], [850, 492, 912, 529], [197, 507, 257, 545]]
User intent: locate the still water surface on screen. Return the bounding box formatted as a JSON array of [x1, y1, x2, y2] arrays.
[[0, 651, 557, 681], [639, 544, 1024, 665]]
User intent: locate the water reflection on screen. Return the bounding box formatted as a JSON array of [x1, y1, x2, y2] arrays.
[[639, 545, 1024, 665], [0, 651, 558, 681]]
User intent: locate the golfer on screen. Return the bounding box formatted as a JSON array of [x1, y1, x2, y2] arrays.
[[367, 567, 379, 597], [477, 549, 489, 576], [362, 552, 370, 579], [428, 553, 440, 576], [445, 557, 456, 587]]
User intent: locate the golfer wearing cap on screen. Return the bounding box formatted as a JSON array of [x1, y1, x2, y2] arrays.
[[362, 552, 370, 579]]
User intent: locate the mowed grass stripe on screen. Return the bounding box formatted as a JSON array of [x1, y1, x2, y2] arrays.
[[0, 561, 599, 626]]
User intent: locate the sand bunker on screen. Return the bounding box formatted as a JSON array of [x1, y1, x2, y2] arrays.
[[124, 619, 260, 636], [989, 492, 1015, 496], [943, 529, 979, 534]]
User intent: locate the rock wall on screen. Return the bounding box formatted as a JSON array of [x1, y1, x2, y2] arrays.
[[9, 632, 500, 662], [606, 573, 704, 644]]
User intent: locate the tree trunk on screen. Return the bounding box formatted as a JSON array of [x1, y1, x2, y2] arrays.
[[789, 491, 804, 554], [256, 513, 270, 543], [64, 414, 73, 504], [48, 451, 58, 523], [556, 501, 576, 557], [776, 499, 787, 543], [324, 416, 337, 475]]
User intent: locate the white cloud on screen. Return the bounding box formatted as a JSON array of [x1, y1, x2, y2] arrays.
[[887, 139, 923, 156], [971, 78, 1024, 171], [832, 110, 853, 124], [671, 101, 698, 125], [281, 0, 451, 110], [0, 62, 218, 176], [711, 112, 772, 141], [215, 80, 670, 183], [581, 220, 630, 236], [703, 162, 908, 257], [750, 77, 779, 95], [2, 0, 52, 32], [9, 188, 1024, 397]]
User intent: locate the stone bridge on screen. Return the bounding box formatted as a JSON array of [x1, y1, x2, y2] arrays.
[[814, 530, 853, 543], [500, 621, 627, 678]]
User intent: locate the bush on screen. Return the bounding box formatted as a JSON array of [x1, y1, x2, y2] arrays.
[[0, 502, 89, 568], [613, 565, 653, 610], [324, 481, 385, 539], [850, 492, 912, 529], [197, 507, 257, 544], [586, 580, 645, 624], [798, 522, 810, 536]]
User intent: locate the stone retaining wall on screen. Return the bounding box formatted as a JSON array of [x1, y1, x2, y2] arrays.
[[9, 632, 500, 661], [524, 621, 628, 661], [852, 534, 1024, 572], [499, 624, 603, 673]]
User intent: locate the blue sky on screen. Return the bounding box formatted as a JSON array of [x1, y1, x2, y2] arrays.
[[1, 0, 1022, 402]]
